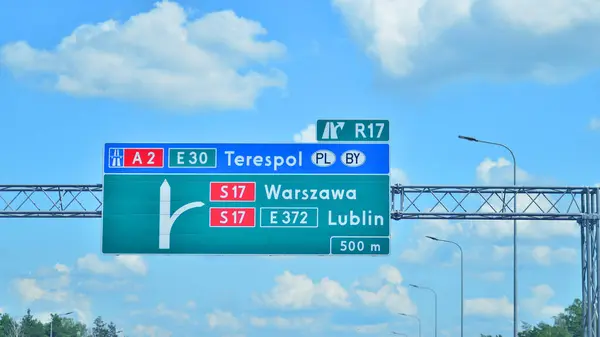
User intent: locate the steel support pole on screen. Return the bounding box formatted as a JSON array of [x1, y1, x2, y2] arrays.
[[578, 188, 600, 337], [511, 151, 517, 337], [581, 217, 588, 337], [595, 218, 599, 337], [432, 290, 438, 337], [596, 188, 600, 337], [409, 284, 437, 337], [458, 136, 517, 337], [591, 188, 599, 337], [460, 243, 464, 337], [426, 237, 463, 337], [399, 314, 421, 337], [587, 189, 593, 337]]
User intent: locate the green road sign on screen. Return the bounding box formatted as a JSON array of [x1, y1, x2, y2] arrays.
[[317, 119, 390, 142], [102, 174, 390, 255], [103, 142, 390, 256]]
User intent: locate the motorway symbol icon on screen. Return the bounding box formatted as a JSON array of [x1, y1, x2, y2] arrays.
[[109, 149, 124, 168]]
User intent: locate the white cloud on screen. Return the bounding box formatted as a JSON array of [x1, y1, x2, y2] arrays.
[[476, 157, 531, 185], [186, 300, 197, 309], [530, 246, 577, 266], [465, 284, 563, 319], [486, 245, 578, 267], [115, 255, 148, 275], [333, 323, 389, 334], [333, 0, 600, 85], [465, 297, 512, 318], [76, 253, 148, 276], [14, 263, 71, 303], [133, 324, 173, 337], [492, 245, 512, 261], [130, 303, 191, 322], [473, 219, 579, 240], [0, 1, 286, 110], [249, 316, 317, 329], [522, 284, 564, 319], [155, 303, 189, 321], [14, 279, 66, 302], [54, 263, 70, 273], [11, 257, 155, 325], [354, 265, 417, 315], [480, 271, 505, 282], [33, 312, 54, 324], [206, 310, 241, 330], [256, 271, 351, 309], [125, 294, 139, 302], [390, 168, 409, 185], [399, 237, 437, 263], [400, 218, 464, 263], [78, 279, 134, 291], [591, 117, 600, 130], [13, 275, 93, 324], [293, 124, 317, 143], [249, 316, 268, 327]]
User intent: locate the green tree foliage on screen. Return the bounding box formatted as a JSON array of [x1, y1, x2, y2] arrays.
[[482, 298, 583, 337], [21, 309, 44, 337], [0, 310, 123, 337]]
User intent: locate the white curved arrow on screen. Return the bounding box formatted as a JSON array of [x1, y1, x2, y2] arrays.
[[159, 179, 205, 249]]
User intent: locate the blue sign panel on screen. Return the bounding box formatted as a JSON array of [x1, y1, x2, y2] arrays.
[[103, 143, 389, 174]]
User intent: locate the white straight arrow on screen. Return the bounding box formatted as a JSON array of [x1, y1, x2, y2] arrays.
[[159, 179, 205, 249]]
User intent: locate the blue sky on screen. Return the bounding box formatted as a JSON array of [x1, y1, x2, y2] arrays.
[[1, 0, 600, 336]]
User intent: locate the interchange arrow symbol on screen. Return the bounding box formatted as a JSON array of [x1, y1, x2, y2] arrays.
[[159, 179, 205, 249]]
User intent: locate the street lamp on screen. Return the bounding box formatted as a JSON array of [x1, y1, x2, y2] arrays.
[[459, 134, 518, 337], [398, 313, 421, 337], [50, 311, 73, 337], [391, 332, 408, 336], [426, 236, 463, 337], [409, 284, 437, 337]]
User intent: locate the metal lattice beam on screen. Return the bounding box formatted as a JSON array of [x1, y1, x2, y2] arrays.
[[0, 185, 103, 218], [391, 185, 594, 221]]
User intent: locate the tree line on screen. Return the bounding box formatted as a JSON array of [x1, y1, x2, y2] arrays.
[[0, 299, 584, 337], [0, 309, 124, 337], [482, 298, 583, 337]]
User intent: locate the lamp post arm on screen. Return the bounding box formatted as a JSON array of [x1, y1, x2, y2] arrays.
[[435, 238, 463, 254], [474, 140, 516, 185], [433, 238, 463, 337]]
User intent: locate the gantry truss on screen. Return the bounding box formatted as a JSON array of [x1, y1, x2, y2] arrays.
[[1, 184, 599, 337], [391, 185, 597, 221], [0, 185, 102, 218], [391, 185, 600, 337]]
